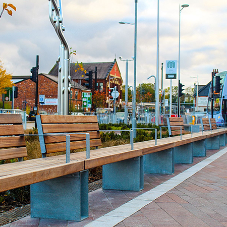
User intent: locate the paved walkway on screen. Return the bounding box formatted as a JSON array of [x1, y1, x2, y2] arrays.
[[4, 146, 227, 227]]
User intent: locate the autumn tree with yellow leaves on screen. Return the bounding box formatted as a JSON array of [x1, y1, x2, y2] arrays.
[[0, 61, 13, 95], [0, 3, 16, 18], [70, 48, 87, 77]]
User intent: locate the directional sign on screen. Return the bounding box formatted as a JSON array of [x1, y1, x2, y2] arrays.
[[111, 91, 119, 99], [166, 60, 177, 79], [82, 92, 92, 109]]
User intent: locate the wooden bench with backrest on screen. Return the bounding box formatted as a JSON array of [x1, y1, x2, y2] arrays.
[[36, 115, 102, 158], [201, 118, 217, 131], [0, 114, 27, 162], [164, 117, 188, 136]]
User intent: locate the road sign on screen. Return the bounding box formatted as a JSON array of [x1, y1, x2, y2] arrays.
[[39, 95, 45, 104], [82, 92, 92, 109], [166, 60, 177, 79], [111, 91, 119, 99]]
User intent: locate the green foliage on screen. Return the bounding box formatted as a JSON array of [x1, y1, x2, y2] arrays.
[[0, 101, 11, 109], [99, 123, 168, 143]]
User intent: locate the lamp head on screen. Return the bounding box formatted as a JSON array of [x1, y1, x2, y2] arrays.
[[119, 56, 122, 60], [119, 22, 125, 24], [181, 4, 189, 8]]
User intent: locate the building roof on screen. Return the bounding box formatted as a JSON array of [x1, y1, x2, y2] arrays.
[[49, 60, 116, 80], [14, 73, 87, 90], [194, 82, 211, 97]]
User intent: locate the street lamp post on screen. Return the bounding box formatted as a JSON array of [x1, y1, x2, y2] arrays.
[[156, 0, 159, 126], [178, 4, 189, 117], [119, 57, 133, 124], [119, 0, 138, 137]]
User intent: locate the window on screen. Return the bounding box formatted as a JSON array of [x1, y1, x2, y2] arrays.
[[99, 83, 103, 92], [75, 91, 78, 100]]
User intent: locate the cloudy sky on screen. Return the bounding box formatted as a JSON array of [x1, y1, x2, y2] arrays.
[[1, 0, 227, 89]]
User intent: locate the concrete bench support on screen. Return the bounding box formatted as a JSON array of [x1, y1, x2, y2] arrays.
[[193, 139, 206, 157], [206, 136, 220, 150], [174, 143, 193, 164], [102, 156, 144, 191], [219, 134, 225, 147], [31, 171, 89, 221], [144, 149, 174, 174]]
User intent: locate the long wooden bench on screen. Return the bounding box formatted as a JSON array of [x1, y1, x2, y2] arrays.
[[1, 114, 227, 222]]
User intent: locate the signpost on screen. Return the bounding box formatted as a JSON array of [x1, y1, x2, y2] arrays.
[[166, 60, 177, 116], [166, 60, 177, 79], [82, 92, 92, 110]]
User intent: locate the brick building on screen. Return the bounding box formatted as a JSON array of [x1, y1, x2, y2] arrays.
[[13, 74, 87, 114], [49, 59, 123, 108]]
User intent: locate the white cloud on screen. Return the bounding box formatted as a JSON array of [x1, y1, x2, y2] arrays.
[[0, 0, 227, 90]]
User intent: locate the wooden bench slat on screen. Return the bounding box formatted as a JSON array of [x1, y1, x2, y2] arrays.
[[0, 114, 23, 124], [171, 130, 188, 136], [0, 147, 27, 161], [45, 139, 102, 154], [44, 131, 100, 144], [0, 125, 24, 136], [41, 115, 98, 124], [169, 117, 183, 122], [0, 159, 84, 192], [42, 123, 99, 133], [169, 122, 184, 126], [0, 136, 26, 148]]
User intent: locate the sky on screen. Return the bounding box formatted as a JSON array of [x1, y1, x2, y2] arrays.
[[1, 0, 227, 90]]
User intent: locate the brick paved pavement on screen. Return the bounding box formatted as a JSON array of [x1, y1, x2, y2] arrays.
[[4, 147, 227, 227]]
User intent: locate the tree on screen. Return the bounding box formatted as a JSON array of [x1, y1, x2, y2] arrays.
[[70, 48, 87, 77], [0, 60, 13, 95], [136, 83, 155, 102], [122, 85, 133, 102], [92, 91, 106, 109], [0, 3, 16, 18]]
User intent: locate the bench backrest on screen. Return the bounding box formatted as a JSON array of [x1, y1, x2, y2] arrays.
[[0, 114, 26, 161], [202, 118, 217, 130], [164, 117, 185, 136], [36, 115, 102, 156]]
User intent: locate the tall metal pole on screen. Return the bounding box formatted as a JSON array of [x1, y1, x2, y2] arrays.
[[161, 63, 163, 116], [125, 60, 129, 124], [132, 0, 138, 137], [178, 4, 189, 117], [196, 75, 199, 111], [170, 79, 172, 116], [49, 0, 70, 115], [178, 4, 181, 117], [155, 0, 159, 125], [35, 55, 39, 113]]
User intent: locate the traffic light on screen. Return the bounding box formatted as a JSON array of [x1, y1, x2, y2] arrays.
[[179, 82, 185, 97], [214, 75, 221, 94], [14, 87, 18, 98], [84, 71, 93, 89], [30, 67, 38, 82], [109, 88, 114, 100]]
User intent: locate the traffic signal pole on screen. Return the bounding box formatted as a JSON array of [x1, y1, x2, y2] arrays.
[[35, 55, 39, 113]]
